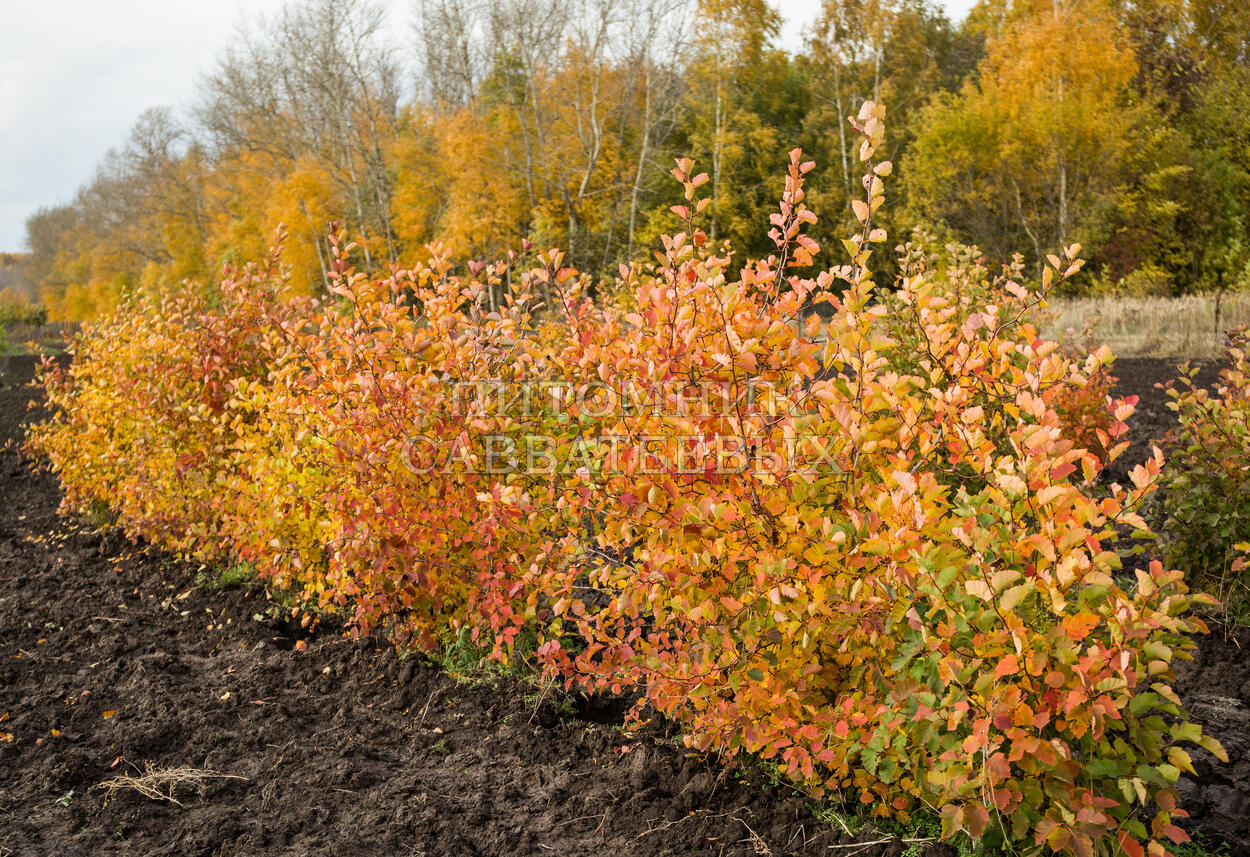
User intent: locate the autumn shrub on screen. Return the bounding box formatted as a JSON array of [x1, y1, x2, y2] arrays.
[[1046, 359, 1120, 465], [888, 236, 1121, 465], [28, 246, 297, 559], [27, 101, 1225, 857], [257, 239, 570, 650], [511, 105, 1221, 857], [183, 235, 541, 649], [1156, 326, 1250, 605]]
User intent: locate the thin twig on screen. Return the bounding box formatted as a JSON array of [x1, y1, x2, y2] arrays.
[[826, 836, 936, 850]]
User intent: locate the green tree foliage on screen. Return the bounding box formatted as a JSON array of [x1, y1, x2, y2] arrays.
[[907, 0, 1250, 292], [906, 0, 1148, 270]]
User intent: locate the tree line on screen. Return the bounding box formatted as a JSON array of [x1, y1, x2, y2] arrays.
[[21, 0, 1250, 320]]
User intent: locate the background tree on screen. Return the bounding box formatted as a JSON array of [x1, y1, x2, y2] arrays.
[[197, 0, 401, 281], [906, 0, 1147, 270], [18, 0, 1250, 319]]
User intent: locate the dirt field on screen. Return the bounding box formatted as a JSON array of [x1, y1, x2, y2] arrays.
[[0, 354, 1246, 856]]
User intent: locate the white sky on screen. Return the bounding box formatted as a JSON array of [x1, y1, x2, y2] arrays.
[[0, 0, 977, 252]]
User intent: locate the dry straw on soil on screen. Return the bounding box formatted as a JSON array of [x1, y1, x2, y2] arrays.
[[95, 763, 247, 806], [1044, 293, 1250, 357]]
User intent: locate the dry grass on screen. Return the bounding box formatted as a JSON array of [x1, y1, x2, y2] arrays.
[[95, 762, 247, 806], [1043, 293, 1250, 358]]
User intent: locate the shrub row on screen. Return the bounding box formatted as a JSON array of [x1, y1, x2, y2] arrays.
[[29, 102, 1224, 856], [1157, 328, 1250, 607]]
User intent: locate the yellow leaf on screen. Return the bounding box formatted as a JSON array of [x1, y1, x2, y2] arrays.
[[1167, 746, 1194, 775], [965, 580, 993, 601], [1000, 583, 1031, 612], [1036, 485, 1067, 505]]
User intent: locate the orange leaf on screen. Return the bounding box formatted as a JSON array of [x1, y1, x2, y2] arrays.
[[1061, 613, 1099, 641]]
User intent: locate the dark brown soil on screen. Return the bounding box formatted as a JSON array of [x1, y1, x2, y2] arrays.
[[0, 354, 1246, 856], [1106, 356, 1223, 486], [1172, 626, 1250, 851]]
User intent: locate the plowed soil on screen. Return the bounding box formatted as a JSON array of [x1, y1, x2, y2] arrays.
[[0, 354, 1246, 856]]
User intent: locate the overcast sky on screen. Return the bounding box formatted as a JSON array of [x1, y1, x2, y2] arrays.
[[0, 0, 977, 253]]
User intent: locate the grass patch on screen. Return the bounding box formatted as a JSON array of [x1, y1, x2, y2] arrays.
[[429, 626, 515, 684], [1169, 832, 1234, 857], [193, 560, 257, 590], [1044, 293, 1250, 358]]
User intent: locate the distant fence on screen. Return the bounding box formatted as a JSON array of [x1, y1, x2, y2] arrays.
[[3, 321, 81, 349], [1043, 293, 1250, 358]]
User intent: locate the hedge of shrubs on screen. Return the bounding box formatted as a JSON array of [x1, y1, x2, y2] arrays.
[[28, 102, 1225, 856], [1158, 328, 1250, 608]]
